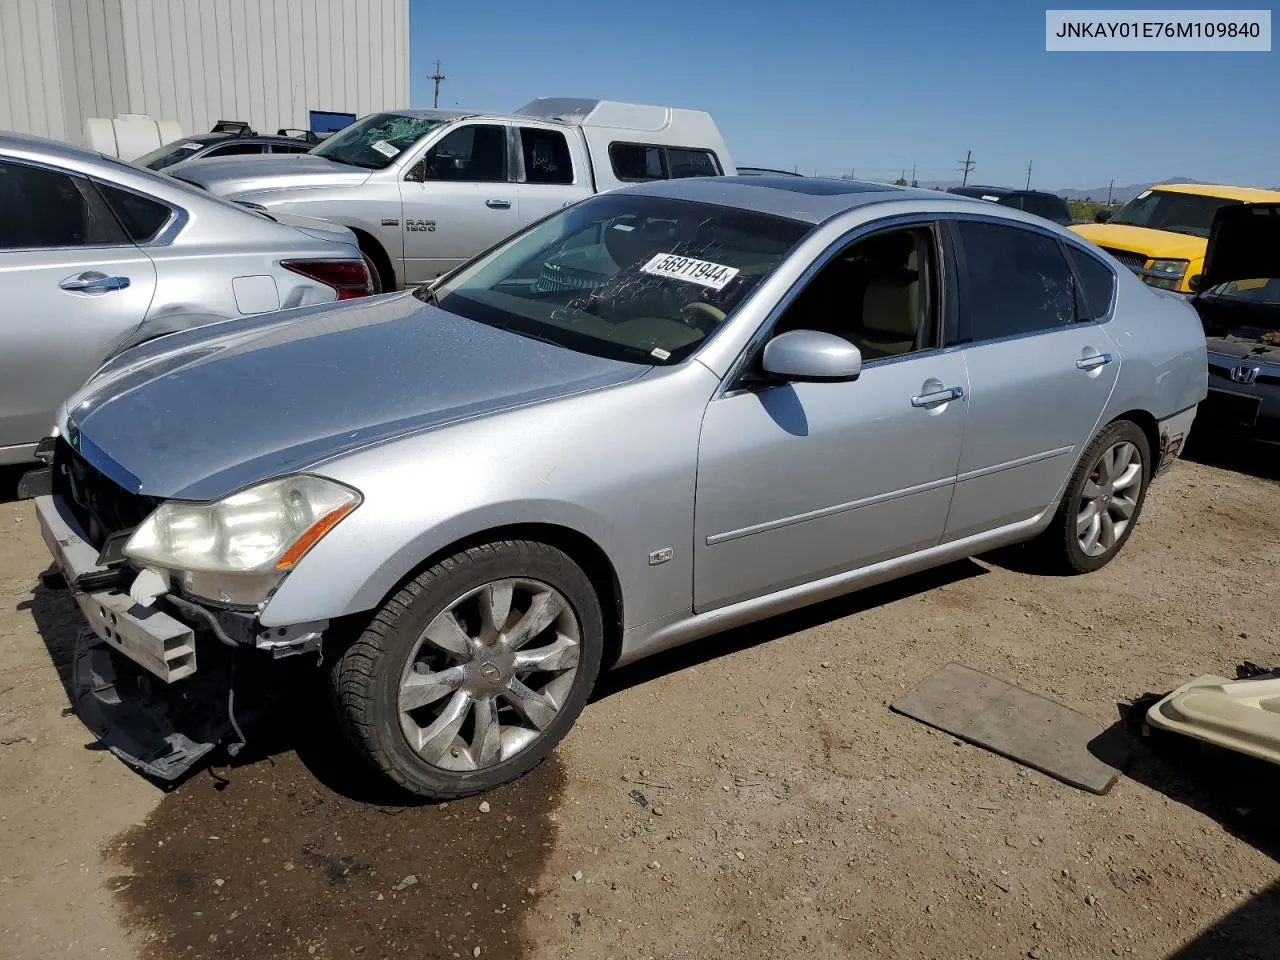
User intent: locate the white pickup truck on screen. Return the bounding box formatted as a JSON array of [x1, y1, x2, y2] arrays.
[[171, 98, 735, 291]]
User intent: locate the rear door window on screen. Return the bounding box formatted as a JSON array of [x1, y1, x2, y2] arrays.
[[951, 220, 1077, 343], [96, 183, 174, 243], [1066, 245, 1117, 320], [519, 128, 574, 185], [424, 124, 508, 182], [0, 160, 124, 249]]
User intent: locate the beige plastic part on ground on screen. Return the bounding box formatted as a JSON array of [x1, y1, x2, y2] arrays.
[[1147, 674, 1280, 765]]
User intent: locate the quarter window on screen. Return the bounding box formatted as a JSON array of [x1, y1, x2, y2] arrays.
[[1066, 246, 1116, 320], [0, 160, 122, 249], [519, 128, 573, 185], [952, 221, 1076, 343], [97, 183, 173, 244], [423, 125, 508, 182]]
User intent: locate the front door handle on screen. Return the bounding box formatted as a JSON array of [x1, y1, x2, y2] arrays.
[[911, 385, 965, 407], [485, 198, 512, 209], [1076, 352, 1113, 370], [60, 272, 130, 293]]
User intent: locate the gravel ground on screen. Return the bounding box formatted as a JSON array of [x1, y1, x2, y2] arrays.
[[1, 446, 1278, 960]]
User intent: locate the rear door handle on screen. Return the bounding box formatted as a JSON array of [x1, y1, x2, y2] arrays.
[[60, 272, 130, 293], [485, 198, 512, 209], [911, 385, 965, 407], [1076, 352, 1113, 370]]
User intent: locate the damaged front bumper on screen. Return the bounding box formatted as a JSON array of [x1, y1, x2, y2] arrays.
[[35, 493, 325, 780]]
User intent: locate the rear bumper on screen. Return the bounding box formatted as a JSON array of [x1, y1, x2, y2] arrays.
[[35, 493, 198, 682], [1155, 405, 1198, 476]]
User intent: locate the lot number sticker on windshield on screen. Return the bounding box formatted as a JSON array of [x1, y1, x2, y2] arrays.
[[370, 140, 400, 159], [641, 253, 739, 291]]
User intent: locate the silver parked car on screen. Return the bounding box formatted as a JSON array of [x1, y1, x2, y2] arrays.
[[0, 132, 372, 465], [33, 176, 1206, 797]]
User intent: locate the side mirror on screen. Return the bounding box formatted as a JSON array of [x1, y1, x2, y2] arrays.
[[1094, 209, 1113, 223], [761, 330, 862, 382]]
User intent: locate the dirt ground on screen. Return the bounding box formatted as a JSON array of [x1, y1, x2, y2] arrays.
[[2, 443, 1279, 960]]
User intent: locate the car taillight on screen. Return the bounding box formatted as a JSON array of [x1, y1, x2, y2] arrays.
[[282, 259, 373, 300]]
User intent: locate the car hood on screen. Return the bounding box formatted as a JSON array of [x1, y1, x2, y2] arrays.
[[64, 293, 648, 500], [1070, 222, 1207, 260], [1205, 335, 1280, 364], [170, 154, 372, 196], [1200, 203, 1280, 291]]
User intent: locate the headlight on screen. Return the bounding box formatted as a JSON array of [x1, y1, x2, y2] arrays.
[[124, 475, 361, 607], [1143, 259, 1189, 290]]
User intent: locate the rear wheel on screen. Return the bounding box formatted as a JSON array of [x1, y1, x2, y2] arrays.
[[1033, 420, 1151, 574], [329, 540, 603, 798]]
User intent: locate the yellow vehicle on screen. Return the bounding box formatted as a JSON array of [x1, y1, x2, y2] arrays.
[[1071, 183, 1280, 294]]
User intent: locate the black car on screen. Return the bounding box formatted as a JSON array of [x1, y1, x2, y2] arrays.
[[735, 166, 803, 177], [134, 121, 319, 171], [947, 185, 1075, 226], [1193, 203, 1280, 444]]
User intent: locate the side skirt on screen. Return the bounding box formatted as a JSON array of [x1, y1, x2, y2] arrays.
[[614, 509, 1053, 668]]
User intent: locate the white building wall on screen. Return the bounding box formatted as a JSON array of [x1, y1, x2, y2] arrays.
[[0, 0, 408, 145]]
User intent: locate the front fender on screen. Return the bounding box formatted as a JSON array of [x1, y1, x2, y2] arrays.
[[256, 363, 717, 631]]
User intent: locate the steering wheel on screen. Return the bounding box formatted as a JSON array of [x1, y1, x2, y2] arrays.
[[681, 301, 726, 332]]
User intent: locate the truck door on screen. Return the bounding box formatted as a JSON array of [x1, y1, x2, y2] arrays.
[[398, 122, 517, 284], [512, 124, 592, 226]]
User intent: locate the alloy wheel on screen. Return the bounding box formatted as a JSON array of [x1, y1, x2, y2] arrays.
[[397, 578, 582, 771], [1076, 440, 1143, 557]]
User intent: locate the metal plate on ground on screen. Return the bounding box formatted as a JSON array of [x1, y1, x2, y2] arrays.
[[891, 662, 1129, 795]]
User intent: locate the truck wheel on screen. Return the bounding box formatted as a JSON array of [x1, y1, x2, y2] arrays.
[[329, 540, 603, 798], [1033, 420, 1150, 574]]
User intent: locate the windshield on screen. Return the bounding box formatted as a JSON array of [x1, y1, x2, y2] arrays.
[[419, 194, 811, 365], [1109, 189, 1239, 238], [311, 113, 446, 169], [134, 139, 207, 170]]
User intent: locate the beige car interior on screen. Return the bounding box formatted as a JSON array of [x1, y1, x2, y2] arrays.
[[776, 229, 928, 361]]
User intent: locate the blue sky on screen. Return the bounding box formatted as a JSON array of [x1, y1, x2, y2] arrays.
[[408, 1, 1278, 191]]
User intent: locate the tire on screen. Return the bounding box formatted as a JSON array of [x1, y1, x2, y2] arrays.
[[1033, 419, 1151, 574], [329, 540, 603, 799]]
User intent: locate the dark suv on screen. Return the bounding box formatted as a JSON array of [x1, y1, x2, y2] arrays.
[[948, 185, 1075, 226], [135, 122, 319, 172]]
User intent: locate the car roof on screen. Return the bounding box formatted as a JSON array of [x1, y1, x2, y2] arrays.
[[623, 176, 979, 225], [951, 185, 1062, 200], [1148, 183, 1280, 202]]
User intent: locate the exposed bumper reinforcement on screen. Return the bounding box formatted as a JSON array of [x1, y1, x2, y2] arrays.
[[36, 494, 197, 682]]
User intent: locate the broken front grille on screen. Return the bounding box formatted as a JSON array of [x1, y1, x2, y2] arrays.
[[54, 438, 160, 549]]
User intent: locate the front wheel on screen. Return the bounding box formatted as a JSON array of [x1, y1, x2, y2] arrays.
[[1033, 420, 1151, 574], [329, 540, 603, 798]]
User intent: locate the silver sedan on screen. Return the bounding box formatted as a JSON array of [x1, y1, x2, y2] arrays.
[[34, 176, 1206, 797], [0, 132, 372, 465]]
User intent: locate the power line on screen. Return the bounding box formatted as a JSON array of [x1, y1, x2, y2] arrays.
[[959, 149, 975, 186], [429, 59, 446, 109]]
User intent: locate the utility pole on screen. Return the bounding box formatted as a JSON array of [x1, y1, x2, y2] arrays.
[[1106, 178, 1114, 205], [1025, 160, 1033, 190], [959, 149, 975, 186], [911, 163, 917, 187], [429, 59, 446, 109]]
